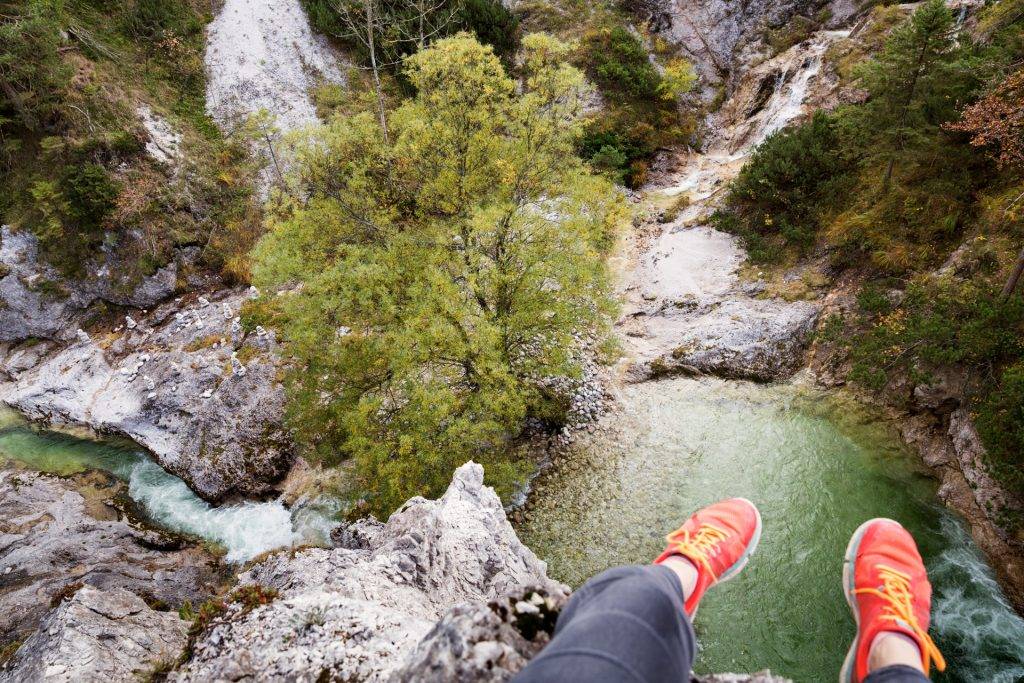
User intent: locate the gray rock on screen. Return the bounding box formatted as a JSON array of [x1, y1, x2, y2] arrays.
[[174, 462, 568, 682], [0, 470, 220, 647], [638, 298, 819, 382], [1, 289, 292, 502], [949, 409, 1024, 534], [0, 226, 176, 344], [0, 586, 187, 683], [393, 586, 565, 682], [912, 365, 972, 412], [640, 0, 856, 99]]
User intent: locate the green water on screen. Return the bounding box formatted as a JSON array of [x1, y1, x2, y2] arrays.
[[518, 377, 1024, 682], [0, 408, 336, 562]]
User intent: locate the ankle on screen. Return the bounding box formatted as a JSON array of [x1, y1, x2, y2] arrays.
[[660, 554, 699, 601], [867, 632, 924, 674]]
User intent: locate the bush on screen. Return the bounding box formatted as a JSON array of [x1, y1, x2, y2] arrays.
[[717, 112, 854, 261], [848, 278, 1024, 389], [456, 0, 519, 59], [0, 1, 72, 132], [61, 162, 119, 235], [585, 26, 660, 100]]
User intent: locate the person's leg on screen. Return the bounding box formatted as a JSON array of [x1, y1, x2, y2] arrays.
[[841, 518, 946, 683], [514, 498, 761, 683]]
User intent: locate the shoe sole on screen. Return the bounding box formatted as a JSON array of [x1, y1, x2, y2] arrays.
[[839, 518, 902, 683]]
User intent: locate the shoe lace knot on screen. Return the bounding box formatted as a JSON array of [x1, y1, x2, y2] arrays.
[[854, 564, 946, 674], [665, 523, 729, 581]]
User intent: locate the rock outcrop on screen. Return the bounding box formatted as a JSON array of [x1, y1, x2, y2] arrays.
[[621, 223, 819, 382], [1, 288, 292, 502], [0, 586, 187, 683], [0, 226, 176, 344], [205, 0, 343, 132], [175, 462, 568, 681], [634, 0, 859, 98], [0, 469, 221, 648]]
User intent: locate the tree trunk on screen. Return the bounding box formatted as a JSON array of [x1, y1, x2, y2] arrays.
[[999, 190, 1024, 298], [1003, 244, 1024, 298], [366, 0, 390, 144]]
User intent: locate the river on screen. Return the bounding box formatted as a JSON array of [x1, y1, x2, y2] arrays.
[[516, 376, 1024, 682], [0, 407, 334, 563]]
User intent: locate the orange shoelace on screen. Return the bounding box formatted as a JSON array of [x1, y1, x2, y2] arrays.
[[665, 523, 728, 581], [854, 564, 946, 674]]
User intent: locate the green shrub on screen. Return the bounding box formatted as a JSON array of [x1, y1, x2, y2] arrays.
[[61, 162, 119, 235], [585, 26, 660, 100], [849, 278, 1024, 389], [717, 112, 854, 261], [0, 1, 72, 132], [456, 0, 519, 59]]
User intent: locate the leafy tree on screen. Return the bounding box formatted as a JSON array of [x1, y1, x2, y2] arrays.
[[251, 33, 621, 515], [949, 68, 1024, 170]]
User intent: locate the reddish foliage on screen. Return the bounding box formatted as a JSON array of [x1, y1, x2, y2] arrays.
[[947, 69, 1024, 169]]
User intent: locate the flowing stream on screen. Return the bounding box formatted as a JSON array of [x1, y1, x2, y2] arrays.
[[517, 378, 1024, 681], [0, 407, 335, 563]]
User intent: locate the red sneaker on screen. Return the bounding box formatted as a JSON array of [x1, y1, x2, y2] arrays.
[[654, 498, 762, 616], [841, 518, 946, 682]]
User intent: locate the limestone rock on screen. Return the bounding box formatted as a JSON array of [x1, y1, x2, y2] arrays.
[[393, 587, 565, 682], [174, 462, 568, 681], [1, 289, 292, 502], [0, 470, 220, 647], [949, 409, 1024, 534], [205, 0, 342, 133], [911, 365, 973, 412], [0, 586, 187, 683], [0, 226, 175, 344], [639, 0, 858, 99], [651, 298, 819, 382]]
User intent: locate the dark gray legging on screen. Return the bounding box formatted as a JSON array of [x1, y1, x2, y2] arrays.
[[513, 565, 930, 683]]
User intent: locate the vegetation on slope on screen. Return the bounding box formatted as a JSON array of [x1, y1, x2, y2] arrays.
[[248, 34, 623, 516], [0, 0, 261, 284], [715, 0, 1024, 524], [515, 0, 697, 188]]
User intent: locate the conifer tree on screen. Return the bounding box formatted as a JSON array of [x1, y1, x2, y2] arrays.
[[851, 0, 963, 187]]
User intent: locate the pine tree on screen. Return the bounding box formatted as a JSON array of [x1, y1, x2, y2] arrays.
[[851, 0, 963, 187]]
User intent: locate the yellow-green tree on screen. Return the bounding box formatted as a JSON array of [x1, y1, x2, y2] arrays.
[[251, 33, 622, 515]]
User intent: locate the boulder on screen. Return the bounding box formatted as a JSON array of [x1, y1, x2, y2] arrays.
[[0, 469, 221, 645], [649, 298, 820, 381], [0, 586, 187, 683]]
